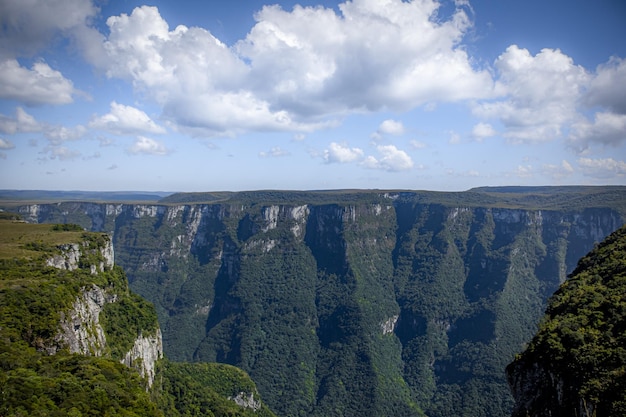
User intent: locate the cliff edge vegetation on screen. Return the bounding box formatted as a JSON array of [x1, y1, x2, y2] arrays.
[[507, 224, 626, 417], [0, 218, 277, 417]]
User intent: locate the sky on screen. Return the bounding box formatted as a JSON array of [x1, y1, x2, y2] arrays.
[[0, 0, 625, 192]]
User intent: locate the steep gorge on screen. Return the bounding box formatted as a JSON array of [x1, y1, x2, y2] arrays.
[[16, 188, 625, 416]]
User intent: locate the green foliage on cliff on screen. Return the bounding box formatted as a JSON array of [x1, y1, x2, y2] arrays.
[[6, 187, 626, 417], [0, 221, 161, 416], [154, 361, 276, 417], [101, 290, 160, 360], [507, 225, 626, 417], [0, 340, 161, 416], [0, 220, 277, 417]]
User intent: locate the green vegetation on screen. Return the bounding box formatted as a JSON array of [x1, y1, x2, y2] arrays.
[[156, 186, 626, 215], [101, 291, 160, 360], [507, 225, 626, 416], [0, 342, 161, 416], [0, 220, 278, 417], [4, 186, 625, 417], [154, 361, 276, 417]]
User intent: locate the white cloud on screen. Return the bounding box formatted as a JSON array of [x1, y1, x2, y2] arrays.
[[379, 119, 405, 136], [259, 146, 290, 157], [323, 142, 364, 163], [585, 57, 626, 114], [127, 136, 170, 155], [0, 59, 77, 105], [577, 157, 626, 179], [90, 102, 166, 135], [44, 146, 81, 161], [410, 139, 427, 149], [45, 125, 87, 145], [471, 122, 496, 141], [95, 1, 493, 136], [473, 46, 589, 143], [0, 0, 98, 57], [361, 144, 413, 171], [0, 138, 15, 149], [541, 160, 574, 180], [0, 107, 43, 134], [568, 112, 626, 152], [448, 131, 461, 144], [513, 164, 534, 178]]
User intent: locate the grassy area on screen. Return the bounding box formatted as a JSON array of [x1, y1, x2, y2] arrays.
[[0, 220, 85, 260]]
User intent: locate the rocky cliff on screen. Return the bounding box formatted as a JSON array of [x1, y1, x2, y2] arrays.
[[42, 232, 163, 387], [15, 187, 626, 416], [0, 219, 278, 417], [506, 224, 626, 416]]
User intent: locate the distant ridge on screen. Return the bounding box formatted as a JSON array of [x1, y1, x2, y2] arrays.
[[1, 187, 625, 215], [0, 190, 173, 203]]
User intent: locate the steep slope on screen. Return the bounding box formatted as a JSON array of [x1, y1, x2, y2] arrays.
[[0, 221, 162, 415], [507, 224, 626, 417], [0, 219, 277, 417], [11, 187, 626, 416]]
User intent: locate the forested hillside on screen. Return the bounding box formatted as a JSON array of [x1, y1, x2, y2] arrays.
[[0, 218, 277, 417], [9, 186, 626, 416], [507, 224, 626, 417]]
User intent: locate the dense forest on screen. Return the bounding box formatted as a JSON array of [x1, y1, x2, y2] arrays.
[[0, 219, 277, 416], [7, 186, 624, 416], [507, 224, 626, 416]]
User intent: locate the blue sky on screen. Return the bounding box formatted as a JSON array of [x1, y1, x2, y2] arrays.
[[1, 0, 625, 192]]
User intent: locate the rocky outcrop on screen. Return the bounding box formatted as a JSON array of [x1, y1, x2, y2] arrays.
[[121, 328, 163, 387], [45, 234, 162, 388], [229, 391, 262, 411], [46, 238, 114, 274], [51, 285, 116, 356]]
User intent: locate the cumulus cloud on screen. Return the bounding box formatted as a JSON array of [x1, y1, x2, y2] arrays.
[[471, 122, 496, 141], [361, 144, 413, 171], [0, 59, 77, 105], [127, 136, 170, 155], [568, 112, 626, 151], [0, 107, 43, 134], [0, 138, 15, 149], [372, 119, 406, 140], [259, 146, 290, 157], [585, 57, 626, 114], [473, 45, 589, 143], [577, 157, 626, 179], [89, 102, 166, 135], [323, 142, 364, 163], [94, 1, 493, 136]]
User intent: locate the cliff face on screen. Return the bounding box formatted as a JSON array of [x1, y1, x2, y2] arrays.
[[506, 225, 626, 417], [18, 191, 625, 416], [44, 234, 163, 387]]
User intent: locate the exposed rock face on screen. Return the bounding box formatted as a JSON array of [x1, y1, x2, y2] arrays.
[[17, 192, 626, 417], [121, 328, 164, 387], [44, 234, 162, 388], [52, 285, 116, 356], [46, 238, 114, 274], [229, 391, 262, 411]]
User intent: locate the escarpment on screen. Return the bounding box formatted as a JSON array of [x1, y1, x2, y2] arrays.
[[14, 187, 626, 417], [34, 231, 163, 387], [506, 225, 626, 417]]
